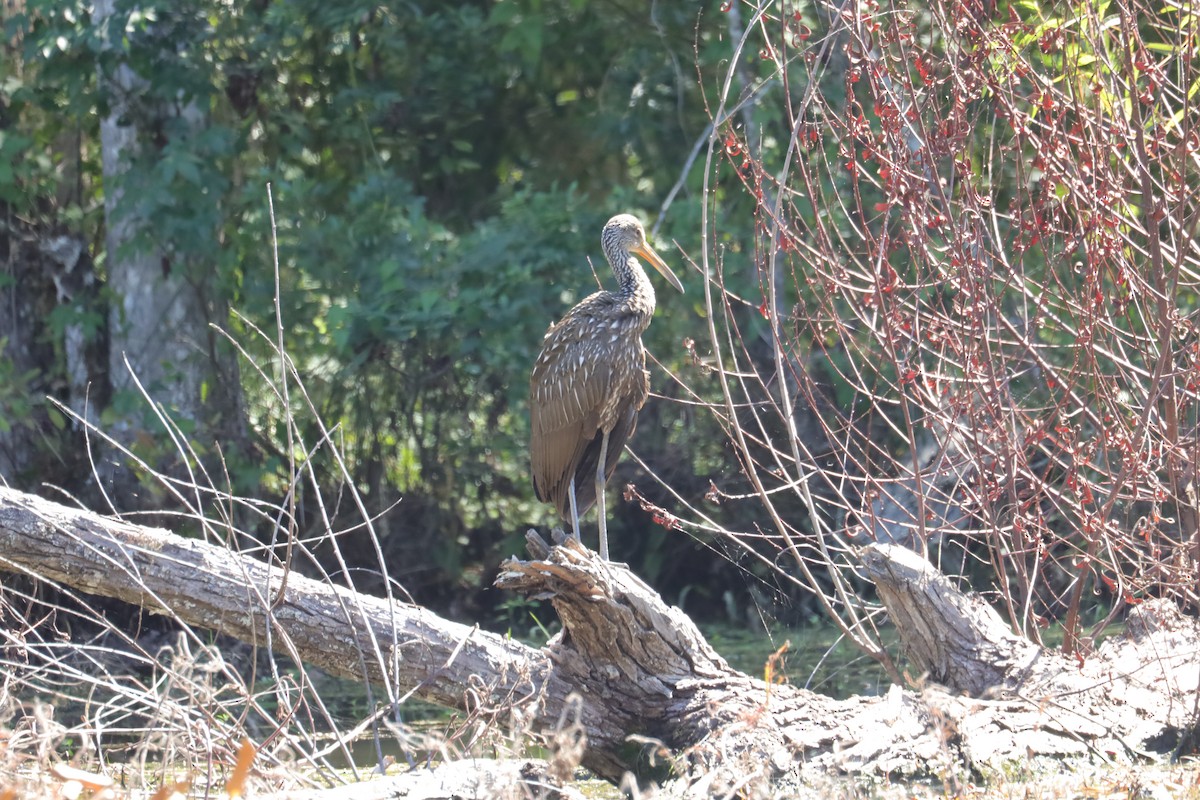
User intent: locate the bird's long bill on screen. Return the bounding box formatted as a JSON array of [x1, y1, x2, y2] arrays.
[[633, 242, 685, 293]]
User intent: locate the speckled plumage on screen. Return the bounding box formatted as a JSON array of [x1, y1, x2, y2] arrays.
[[529, 215, 683, 558]]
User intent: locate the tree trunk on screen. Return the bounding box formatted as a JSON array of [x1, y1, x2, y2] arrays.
[[0, 215, 60, 482], [0, 209, 101, 488], [0, 485, 1197, 794], [93, 0, 243, 455]]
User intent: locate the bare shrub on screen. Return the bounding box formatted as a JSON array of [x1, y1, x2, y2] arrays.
[[676, 0, 1200, 661]]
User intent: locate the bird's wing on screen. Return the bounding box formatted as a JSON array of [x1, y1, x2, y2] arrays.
[[530, 312, 616, 517]]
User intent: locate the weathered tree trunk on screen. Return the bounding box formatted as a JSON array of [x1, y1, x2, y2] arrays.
[[0, 217, 64, 483], [0, 199, 105, 486], [0, 485, 1197, 794], [93, 0, 243, 454]]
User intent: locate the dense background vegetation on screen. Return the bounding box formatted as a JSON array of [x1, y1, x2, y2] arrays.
[[1, 0, 769, 623]]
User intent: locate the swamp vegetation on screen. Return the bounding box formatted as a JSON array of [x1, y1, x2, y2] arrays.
[[5, 0, 1200, 795]]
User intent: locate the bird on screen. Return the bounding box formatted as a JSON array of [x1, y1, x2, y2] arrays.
[[529, 214, 684, 561]]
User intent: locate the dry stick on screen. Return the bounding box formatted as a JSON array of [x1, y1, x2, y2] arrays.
[[267, 184, 298, 607], [178, 337, 369, 769], [703, 0, 891, 665], [846, 0, 951, 582], [1059, 6, 1191, 654], [979, 134, 1157, 645], [260, 182, 336, 772], [1164, 3, 1200, 600], [888, 23, 1036, 633], [219, 310, 411, 772], [207, 307, 415, 772], [761, 5, 887, 653], [1054, 11, 1135, 653]]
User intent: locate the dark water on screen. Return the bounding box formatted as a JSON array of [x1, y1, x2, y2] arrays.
[[703, 622, 895, 697]]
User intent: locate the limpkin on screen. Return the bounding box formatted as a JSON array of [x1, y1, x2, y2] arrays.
[[529, 214, 684, 560]]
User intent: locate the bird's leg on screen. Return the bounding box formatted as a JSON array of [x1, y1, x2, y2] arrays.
[[567, 477, 582, 542], [595, 431, 610, 561]]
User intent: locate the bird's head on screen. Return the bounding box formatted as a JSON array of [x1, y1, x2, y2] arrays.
[[602, 214, 684, 293]]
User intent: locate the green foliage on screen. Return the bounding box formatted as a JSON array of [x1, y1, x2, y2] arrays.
[[3, 0, 762, 610]]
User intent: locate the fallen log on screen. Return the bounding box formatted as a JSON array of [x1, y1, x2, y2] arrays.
[[0, 486, 1197, 794], [860, 544, 1200, 766]]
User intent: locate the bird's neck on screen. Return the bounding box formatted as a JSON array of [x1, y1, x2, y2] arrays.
[[612, 256, 656, 316]]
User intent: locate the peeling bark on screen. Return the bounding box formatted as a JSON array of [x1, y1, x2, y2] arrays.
[[1, 486, 1198, 795]]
